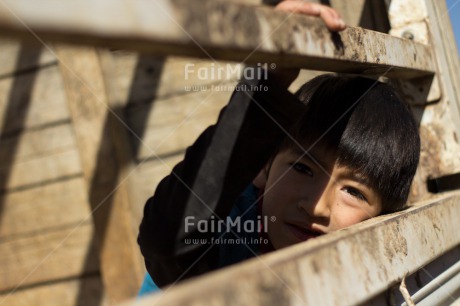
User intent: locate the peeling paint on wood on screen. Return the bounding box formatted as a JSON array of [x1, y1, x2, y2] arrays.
[[389, 0, 460, 203], [121, 192, 460, 306], [0, 0, 435, 78]]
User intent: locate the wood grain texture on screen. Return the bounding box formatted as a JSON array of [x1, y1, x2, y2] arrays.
[[102, 52, 242, 105], [388, 0, 460, 202], [0, 148, 82, 191], [0, 177, 90, 239], [0, 65, 68, 136], [127, 88, 230, 160], [0, 276, 106, 306], [121, 192, 460, 306], [0, 123, 75, 165], [56, 46, 144, 303], [0, 148, 81, 190], [0, 223, 99, 291], [0, 38, 56, 77], [0, 0, 435, 78]]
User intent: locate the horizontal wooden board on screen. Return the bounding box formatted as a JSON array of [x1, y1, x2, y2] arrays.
[[123, 192, 460, 306], [0, 123, 75, 165], [0, 148, 82, 191], [0, 38, 56, 77], [0, 0, 435, 78], [127, 88, 230, 159], [137, 111, 221, 161], [103, 52, 243, 105], [124, 66, 323, 160], [0, 177, 90, 239], [0, 223, 99, 291], [0, 276, 105, 306], [0, 65, 68, 135]]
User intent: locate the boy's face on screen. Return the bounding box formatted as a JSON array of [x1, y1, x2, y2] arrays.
[[259, 145, 382, 250]]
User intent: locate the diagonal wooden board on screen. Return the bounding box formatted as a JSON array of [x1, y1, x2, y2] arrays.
[[55, 46, 145, 303], [121, 192, 460, 306]]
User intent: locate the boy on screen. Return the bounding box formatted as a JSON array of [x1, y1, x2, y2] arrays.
[[254, 75, 420, 250], [137, 1, 420, 294], [138, 72, 420, 293]]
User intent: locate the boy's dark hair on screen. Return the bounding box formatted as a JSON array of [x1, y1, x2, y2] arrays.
[[282, 74, 420, 213]]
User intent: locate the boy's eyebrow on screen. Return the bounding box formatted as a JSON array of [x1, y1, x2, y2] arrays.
[[293, 147, 372, 187], [293, 147, 329, 171], [347, 171, 371, 186]]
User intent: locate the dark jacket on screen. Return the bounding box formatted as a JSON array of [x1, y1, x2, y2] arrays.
[[138, 75, 304, 287]]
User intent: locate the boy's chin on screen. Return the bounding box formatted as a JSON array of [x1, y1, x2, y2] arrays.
[[285, 223, 323, 242]]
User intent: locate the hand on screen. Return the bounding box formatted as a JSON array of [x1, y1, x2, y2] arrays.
[[275, 0, 346, 31], [270, 1, 346, 88]]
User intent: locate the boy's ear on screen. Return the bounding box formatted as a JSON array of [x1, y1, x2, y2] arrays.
[[252, 167, 268, 189]]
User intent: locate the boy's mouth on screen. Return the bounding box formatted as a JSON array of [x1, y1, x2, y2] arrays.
[[285, 223, 324, 241]]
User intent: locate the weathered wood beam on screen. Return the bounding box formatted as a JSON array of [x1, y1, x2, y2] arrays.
[[0, 276, 105, 306], [389, 0, 460, 202], [0, 0, 434, 78], [123, 192, 460, 306], [56, 47, 144, 303], [0, 65, 68, 139], [0, 223, 99, 292], [0, 177, 89, 239], [0, 38, 56, 77]]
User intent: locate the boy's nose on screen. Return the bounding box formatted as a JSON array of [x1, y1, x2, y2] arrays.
[[297, 186, 332, 219]]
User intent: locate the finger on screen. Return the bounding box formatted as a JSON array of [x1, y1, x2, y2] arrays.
[[275, 1, 346, 31], [318, 6, 345, 30], [275, 1, 321, 16]]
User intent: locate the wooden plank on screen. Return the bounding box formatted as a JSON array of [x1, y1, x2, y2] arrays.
[[0, 123, 75, 165], [0, 64, 68, 136], [107, 57, 323, 161], [0, 223, 99, 291], [0, 149, 82, 191], [0, 276, 105, 306], [98, 50, 159, 256], [0, 177, 89, 238], [128, 87, 231, 127], [388, 0, 460, 202], [122, 192, 460, 306], [127, 89, 230, 159], [0, 122, 78, 195], [0, 0, 435, 78], [137, 112, 222, 160], [103, 52, 243, 105], [425, 0, 460, 111], [56, 46, 144, 303], [0, 38, 56, 77]]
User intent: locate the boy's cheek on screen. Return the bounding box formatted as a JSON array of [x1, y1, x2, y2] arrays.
[[331, 207, 371, 230], [266, 220, 293, 249], [262, 201, 288, 248]]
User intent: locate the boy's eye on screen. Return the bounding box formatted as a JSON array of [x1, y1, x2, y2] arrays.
[[344, 187, 367, 202], [291, 162, 313, 176]]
